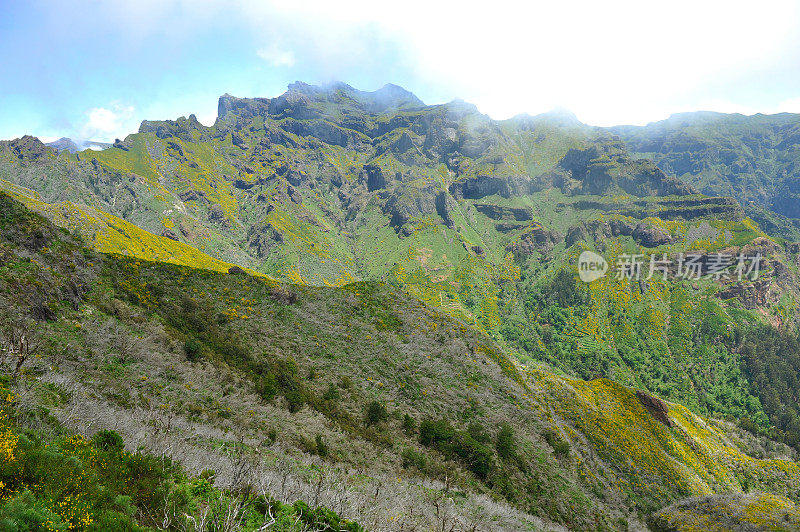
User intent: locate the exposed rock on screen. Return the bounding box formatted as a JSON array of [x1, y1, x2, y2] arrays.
[[608, 219, 635, 236], [565, 225, 589, 248], [160, 229, 179, 241], [179, 189, 209, 204], [507, 224, 562, 258], [495, 222, 528, 233], [360, 163, 387, 192], [9, 135, 47, 161], [178, 223, 194, 239], [471, 245, 485, 256], [390, 131, 415, 154], [269, 284, 298, 304], [246, 222, 284, 257], [449, 175, 509, 199], [217, 93, 271, 121], [632, 222, 672, 247], [474, 203, 533, 221], [113, 138, 131, 151], [286, 184, 303, 204], [231, 133, 249, 150], [635, 390, 673, 427], [234, 178, 257, 190], [207, 204, 229, 227], [228, 265, 246, 275], [382, 187, 439, 235]]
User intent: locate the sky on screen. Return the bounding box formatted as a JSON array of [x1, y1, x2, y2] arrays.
[[2, 0, 800, 142]]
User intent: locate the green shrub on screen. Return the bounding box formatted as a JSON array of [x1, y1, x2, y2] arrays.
[[0, 491, 68, 532], [495, 424, 515, 460], [452, 431, 493, 479], [468, 422, 490, 444], [322, 384, 340, 402], [401, 448, 426, 470], [544, 430, 570, 457], [315, 434, 328, 457], [258, 373, 278, 402], [365, 400, 388, 427], [402, 414, 416, 435], [184, 338, 202, 362], [419, 418, 454, 446], [91, 429, 125, 452], [285, 389, 305, 413]]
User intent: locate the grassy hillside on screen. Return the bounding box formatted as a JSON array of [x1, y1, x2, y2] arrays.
[[3, 83, 800, 470], [2, 192, 799, 530], [611, 111, 800, 227]]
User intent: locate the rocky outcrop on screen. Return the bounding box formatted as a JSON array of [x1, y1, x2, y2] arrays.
[[632, 222, 672, 247], [383, 187, 439, 236], [558, 142, 696, 198], [217, 93, 271, 121], [247, 222, 284, 258], [449, 175, 509, 199], [507, 224, 562, 258], [360, 163, 387, 192], [435, 192, 456, 228], [160, 229, 179, 241], [635, 391, 673, 427], [7, 135, 47, 161], [565, 219, 670, 247], [474, 204, 533, 221], [179, 189, 209, 204]]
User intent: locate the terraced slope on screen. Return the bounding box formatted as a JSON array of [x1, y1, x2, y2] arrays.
[[611, 111, 800, 237]]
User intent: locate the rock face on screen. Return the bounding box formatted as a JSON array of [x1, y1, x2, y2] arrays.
[[360, 164, 386, 192], [635, 390, 673, 427], [565, 219, 671, 248], [160, 229, 179, 241], [473, 204, 533, 221], [632, 222, 672, 247], [9, 136, 47, 161], [383, 187, 439, 235], [246, 222, 284, 258], [507, 224, 562, 258]]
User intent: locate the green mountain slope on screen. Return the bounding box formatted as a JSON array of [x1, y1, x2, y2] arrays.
[[2, 192, 799, 530], [611, 111, 800, 236], [3, 82, 800, 460]]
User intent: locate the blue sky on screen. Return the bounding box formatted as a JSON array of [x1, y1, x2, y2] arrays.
[[2, 0, 800, 142]]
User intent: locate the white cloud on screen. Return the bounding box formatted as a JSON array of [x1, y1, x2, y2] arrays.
[[227, 0, 800, 125], [777, 97, 800, 113], [256, 45, 296, 67], [81, 103, 136, 142], [50, 0, 800, 128]]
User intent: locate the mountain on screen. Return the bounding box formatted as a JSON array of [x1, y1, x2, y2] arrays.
[[45, 136, 112, 153], [2, 82, 800, 530], [2, 191, 799, 530], [611, 112, 800, 238]]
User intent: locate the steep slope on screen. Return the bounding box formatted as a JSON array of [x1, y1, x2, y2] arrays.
[[0, 178, 246, 274], [3, 82, 800, 459], [2, 192, 800, 530], [611, 111, 800, 229]]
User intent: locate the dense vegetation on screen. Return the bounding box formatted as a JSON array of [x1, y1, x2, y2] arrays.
[[0, 377, 362, 532], [611, 112, 800, 222], [2, 192, 800, 530], [2, 81, 800, 530]]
